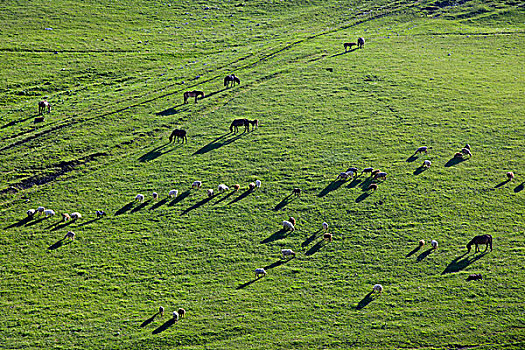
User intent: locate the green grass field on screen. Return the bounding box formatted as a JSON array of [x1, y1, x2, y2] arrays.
[[1, 0, 524, 349]]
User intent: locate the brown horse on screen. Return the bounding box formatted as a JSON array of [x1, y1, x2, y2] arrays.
[[466, 234, 492, 253], [344, 42, 357, 51], [169, 129, 187, 143], [183, 91, 204, 104], [38, 100, 51, 114], [248, 119, 258, 131], [224, 74, 240, 87], [230, 118, 249, 133]]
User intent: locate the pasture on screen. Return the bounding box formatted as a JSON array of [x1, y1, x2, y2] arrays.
[[1, 0, 524, 349]]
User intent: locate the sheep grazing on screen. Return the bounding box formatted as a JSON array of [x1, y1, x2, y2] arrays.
[[135, 194, 145, 202], [283, 220, 295, 232], [346, 167, 358, 173], [372, 284, 383, 294], [192, 181, 202, 189], [62, 213, 71, 222], [27, 209, 36, 218], [248, 182, 256, 191], [44, 209, 55, 217], [288, 217, 296, 226], [431, 240, 438, 250], [255, 268, 267, 278], [178, 308, 186, 319], [423, 160, 432, 168], [461, 148, 472, 157], [322, 222, 329, 231], [281, 249, 296, 259], [415, 146, 429, 154], [323, 233, 333, 242], [374, 172, 388, 181], [64, 231, 75, 240], [36, 206, 45, 215], [152, 192, 159, 201], [367, 183, 378, 192], [371, 169, 380, 177], [168, 189, 178, 198], [506, 172, 515, 181], [218, 184, 229, 192], [96, 210, 106, 218], [38, 100, 51, 114], [158, 306, 164, 317], [255, 180, 262, 188], [454, 152, 464, 159], [233, 184, 240, 191], [419, 239, 425, 247], [464, 143, 471, 150], [363, 167, 374, 175], [466, 274, 483, 281], [172, 311, 179, 321], [337, 171, 355, 180], [292, 188, 301, 197], [70, 212, 82, 220], [207, 189, 214, 197]]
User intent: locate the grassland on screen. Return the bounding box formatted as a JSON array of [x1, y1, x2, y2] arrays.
[[1, 0, 524, 349]]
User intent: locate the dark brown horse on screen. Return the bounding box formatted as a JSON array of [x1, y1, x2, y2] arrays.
[[169, 129, 187, 143], [248, 119, 258, 131], [183, 91, 204, 104], [224, 74, 240, 87], [466, 234, 492, 253], [344, 42, 357, 51], [230, 118, 249, 133], [38, 100, 51, 114]]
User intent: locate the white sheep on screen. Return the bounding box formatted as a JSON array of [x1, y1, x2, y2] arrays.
[[178, 308, 186, 318], [248, 182, 256, 191], [506, 172, 514, 180], [282, 220, 295, 232], [168, 189, 178, 198], [192, 181, 202, 189], [337, 172, 351, 180], [419, 239, 425, 247], [70, 212, 82, 220], [255, 268, 267, 278], [64, 231, 75, 240], [27, 209, 36, 218], [158, 306, 164, 317], [415, 146, 429, 154], [373, 284, 383, 294], [218, 184, 229, 192], [172, 310, 179, 321], [281, 249, 296, 259], [322, 222, 329, 231], [135, 194, 144, 202], [255, 180, 262, 188], [36, 206, 45, 215], [362, 167, 374, 175], [461, 148, 472, 157], [152, 192, 159, 200], [207, 189, 214, 197], [62, 213, 71, 222], [43, 209, 55, 217], [374, 172, 388, 181], [431, 240, 438, 250], [423, 160, 431, 168]]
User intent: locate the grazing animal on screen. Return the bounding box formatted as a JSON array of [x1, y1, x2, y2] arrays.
[[431, 240, 438, 250], [70, 212, 82, 220], [372, 284, 383, 294], [323, 233, 333, 242], [415, 146, 429, 154], [466, 274, 483, 281], [255, 268, 267, 278], [152, 192, 159, 201], [224, 74, 240, 87], [506, 172, 515, 181], [281, 249, 296, 259], [461, 148, 472, 157], [357, 37, 365, 49], [464, 143, 471, 150], [346, 167, 358, 173], [207, 189, 214, 197], [230, 118, 249, 133], [36, 206, 45, 215], [255, 180, 261, 189], [38, 100, 51, 114], [282, 220, 295, 232], [419, 240, 425, 247], [423, 160, 432, 168], [178, 308, 186, 319], [62, 213, 71, 222], [218, 184, 229, 192], [135, 194, 145, 202], [183, 90, 204, 104], [34, 116, 45, 123], [64, 231, 75, 240], [44, 209, 55, 217], [27, 209, 36, 218], [172, 311, 179, 321], [371, 169, 380, 177], [169, 129, 187, 143], [337, 171, 354, 180], [344, 42, 357, 51], [248, 119, 259, 131], [168, 189, 178, 197], [367, 183, 378, 192], [233, 184, 240, 191], [322, 222, 329, 231], [248, 182, 256, 191], [159, 306, 164, 317], [454, 152, 464, 159], [192, 181, 202, 189], [466, 234, 492, 253], [288, 217, 296, 226], [363, 167, 374, 175], [374, 172, 388, 181], [96, 210, 106, 218], [293, 188, 301, 197]]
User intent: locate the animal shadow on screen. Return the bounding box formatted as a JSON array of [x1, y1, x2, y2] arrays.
[[406, 154, 419, 163], [167, 190, 191, 207], [318, 180, 345, 197], [193, 133, 244, 155], [131, 200, 151, 213], [355, 292, 374, 310], [149, 198, 169, 210], [305, 240, 326, 256], [213, 191, 235, 205], [494, 179, 511, 189], [227, 189, 253, 205], [48, 238, 71, 250], [1, 115, 35, 129], [413, 166, 428, 176], [416, 248, 434, 262], [515, 182, 524, 193], [273, 194, 294, 211], [24, 217, 47, 227], [50, 221, 73, 231], [359, 177, 374, 190], [180, 196, 213, 215], [445, 157, 467, 167], [302, 230, 322, 248], [260, 229, 289, 244], [264, 258, 294, 271], [236, 278, 261, 290], [442, 252, 488, 274], [406, 246, 422, 258], [115, 201, 134, 216], [156, 104, 188, 116], [77, 217, 102, 227], [5, 217, 32, 229], [346, 178, 362, 188], [152, 318, 176, 334], [355, 192, 371, 203], [140, 313, 160, 328], [138, 143, 180, 162]]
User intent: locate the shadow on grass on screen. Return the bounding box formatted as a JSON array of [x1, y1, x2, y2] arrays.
[[5, 217, 32, 229], [359, 177, 374, 190], [236, 277, 263, 290], [515, 182, 524, 193], [167, 190, 192, 207], [494, 179, 511, 189], [48, 238, 71, 250], [406, 246, 422, 258], [213, 191, 235, 205], [273, 194, 294, 211], [442, 252, 488, 274], [302, 229, 322, 248], [406, 154, 419, 163], [115, 201, 135, 216], [260, 229, 289, 244], [140, 313, 160, 328], [24, 217, 47, 227], [413, 166, 428, 176], [305, 240, 326, 256], [152, 318, 176, 334], [180, 196, 213, 215], [138, 143, 181, 162], [355, 292, 374, 310], [355, 192, 371, 203], [156, 104, 188, 116], [445, 157, 468, 167], [193, 132, 245, 155], [77, 217, 102, 227], [227, 189, 253, 205], [149, 198, 169, 210], [346, 178, 362, 188], [1, 115, 36, 129], [318, 180, 345, 197], [330, 48, 358, 58], [50, 221, 73, 232], [416, 248, 434, 262], [131, 200, 151, 213], [264, 257, 294, 270]]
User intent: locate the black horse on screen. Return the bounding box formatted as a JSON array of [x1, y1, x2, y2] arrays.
[[169, 129, 187, 143], [224, 74, 240, 87], [466, 234, 492, 253], [230, 119, 249, 133]]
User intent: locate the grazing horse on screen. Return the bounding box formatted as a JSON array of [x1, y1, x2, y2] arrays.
[[230, 118, 249, 133], [183, 91, 204, 104], [248, 119, 259, 131], [357, 37, 365, 49], [38, 100, 51, 114], [344, 42, 357, 51], [466, 234, 492, 253], [169, 129, 187, 143], [224, 74, 240, 87]]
